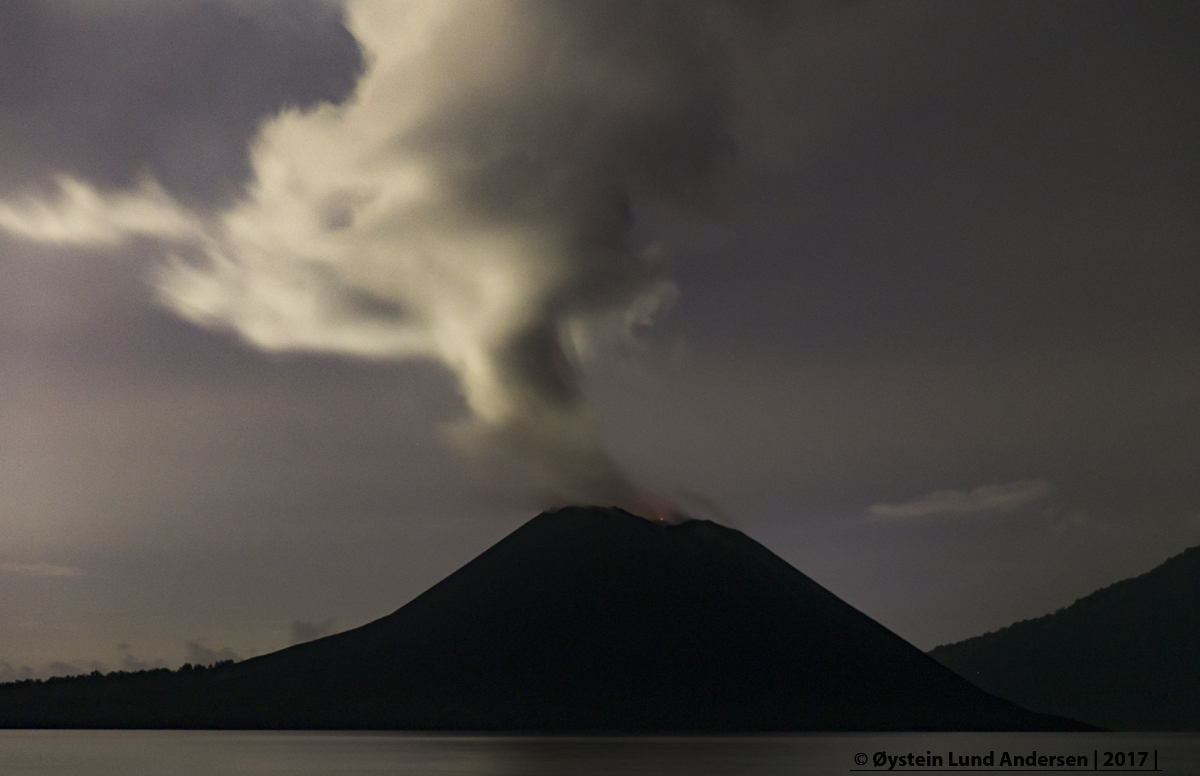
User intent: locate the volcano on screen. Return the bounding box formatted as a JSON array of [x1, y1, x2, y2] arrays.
[[0, 507, 1089, 730]]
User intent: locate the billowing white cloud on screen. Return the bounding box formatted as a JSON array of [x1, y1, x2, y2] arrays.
[[0, 1, 745, 515], [868, 479, 1052, 519]]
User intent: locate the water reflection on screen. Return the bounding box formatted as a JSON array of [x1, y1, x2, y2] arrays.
[[0, 731, 1195, 776]]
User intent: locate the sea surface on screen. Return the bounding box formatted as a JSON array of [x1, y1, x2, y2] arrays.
[[1, 731, 1197, 775]]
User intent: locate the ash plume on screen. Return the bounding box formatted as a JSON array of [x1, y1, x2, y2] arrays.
[[0, 1, 745, 513]]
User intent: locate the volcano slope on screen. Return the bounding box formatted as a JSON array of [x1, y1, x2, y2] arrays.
[[0, 506, 1090, 730]]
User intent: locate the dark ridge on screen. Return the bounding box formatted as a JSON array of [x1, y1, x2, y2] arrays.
[[1, 507, 1091, 731], [929, 544, 1200, 731]]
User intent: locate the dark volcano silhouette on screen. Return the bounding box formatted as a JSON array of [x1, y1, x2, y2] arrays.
[[930, 544, 1200, 731], [1, 507, 1089, 730]]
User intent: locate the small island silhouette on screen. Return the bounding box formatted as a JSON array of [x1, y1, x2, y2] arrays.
[[0, 507, 1090, 731]]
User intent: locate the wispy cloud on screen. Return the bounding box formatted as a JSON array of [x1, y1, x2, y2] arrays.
[[290, 618, 335, 645], [2, 658, 109, 682], [0, 660, 36, 683], [185, 640, 239, 665], [868, 479, 1052, 519], [47, 660, 80, 677], [116, 643, 166, 672], [0, 562, 83, 577], [0, 177, 202, 246]]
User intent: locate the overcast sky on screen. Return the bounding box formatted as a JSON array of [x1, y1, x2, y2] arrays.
[[2, 0, 1198, 679]]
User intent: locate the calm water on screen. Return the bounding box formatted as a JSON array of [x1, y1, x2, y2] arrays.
[[1, 731, 1197, 775]]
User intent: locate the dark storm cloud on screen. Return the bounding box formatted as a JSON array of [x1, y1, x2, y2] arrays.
[[0, 0, 363, 206], [686, 0, 1200, 357]]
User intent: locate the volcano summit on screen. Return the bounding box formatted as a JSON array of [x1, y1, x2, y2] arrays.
[[0, 507, 1089, 730]]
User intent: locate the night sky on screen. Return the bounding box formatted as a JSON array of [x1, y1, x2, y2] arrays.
[[2, 0, 1198, 680]]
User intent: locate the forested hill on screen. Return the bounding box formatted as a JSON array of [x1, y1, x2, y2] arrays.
[[930, 545, 1200, 731]]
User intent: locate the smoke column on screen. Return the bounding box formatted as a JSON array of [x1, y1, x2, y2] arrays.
[[0, 1, 740, 514]]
